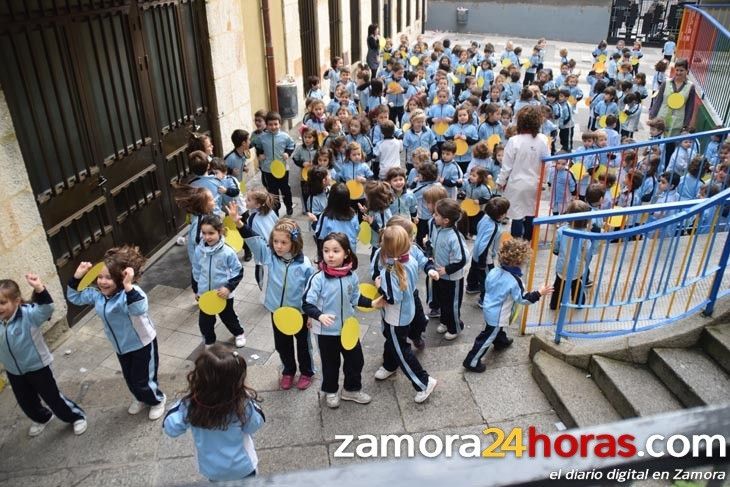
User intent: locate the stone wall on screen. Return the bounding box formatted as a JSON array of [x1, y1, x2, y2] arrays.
[[0, 88, 68, 337]]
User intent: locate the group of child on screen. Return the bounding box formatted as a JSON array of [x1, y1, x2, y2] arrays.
[[2, 32, 727, 483]]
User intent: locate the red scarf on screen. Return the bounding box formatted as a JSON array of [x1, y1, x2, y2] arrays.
[[319, 261, 353, 277]]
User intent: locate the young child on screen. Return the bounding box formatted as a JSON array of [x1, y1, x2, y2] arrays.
[[335, 142, 374, 195], [621, 93, 641, 139], [550, 200, 593, 310], [292, 127, 319, 213], [303, 232, 378, 408], [403, 110, 437, 170], [667, 137, 696, 176], [245, 188, 279, 242], [174, 184, 218, 273], [373, 226, 438, 403], [314, 182, 360, 256], [436, 141, 464, 199], [231, 208, 316, 391], [652, 60, 668, 95], [557, 89, 575, 152], [386, 167, 417, 219], [68, 246, 166, 419], [361, 180, 395, 258], [551, 155, 577, 214], [347, 116, 374, 162], [306, 166, 331, 230], [188, 150, 222, 207], [306, 75, 325, 100], [412, 162, 441, 247], [224, 129, 251, 179], [254, 111, 295, 215], [459, 166, 492, 237], [445, 107, 479, 174], [209, 158, 244, 216], [163, 345, 265, 481], [376, 120, 403, 180], [326, 56, 343, 98], [463, 238, 552, 372], [1, 274, 87, 436], [678, 156, 706, 201], [250, 110, 267, 147], [465, 197, 510, 303], [429, 199, 470, 340]]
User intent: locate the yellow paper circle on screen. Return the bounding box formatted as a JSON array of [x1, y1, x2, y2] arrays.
[[383, 52, 391, 61], [379, 37, 386, 49], [486, 175, 495, 190], [568, 96, 577, 106], [521, 58, 531, 69], [402, 122, 411, 132], [570, 162, 586, 180], [358, 220, 372, 244], [223, 216, 238, 230], [667, 93, 685, 110], [225, 230, 244, 253], [341, 317, 360, 350], [449, 74, 459, 84], [501, 58, 512, 68], [630, 56, 639, 65], [455, 139, 468, 156], [486, 134, 501, 151], [594, 164, 607, 180], [610, 183, 620, 198], [199, 290, 226, 315], [346, 179, 364, 199], [301, 166, 310, 181], [239, 179, 246, 193], [584, 97, 592, 107], [598, 115, 608, 128], [598, 54, 607, 63], [273, 306, 304, 335], [619, 112, 629, 124], [456, 66, 466, 74], [78, 262, 104, 291], [607, 214, 625, 228], [271, 159, 287, 179], [185, 213, 191, 225], [357, 283, 380, 312], [547, 136, 553, 149], [410, 56, 420, 66], [433, 121, 449, 136], [594, 62, 605, 73], [461, 199, 480, 217], [387, 81, 403, 94], [500, 232, 511, 245], [477, 77, 485, 88], [317, 132, 326, 147]]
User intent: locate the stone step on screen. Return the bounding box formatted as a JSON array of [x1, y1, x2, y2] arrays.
[[701, 324, 730, 375], [531, 351, 621, 429], [589, 355, 682, 419], [648, 348, 730, 408]]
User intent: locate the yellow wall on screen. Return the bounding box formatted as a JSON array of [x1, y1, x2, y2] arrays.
[[270, 0, 287, 83], [242, 2, 270, 112]]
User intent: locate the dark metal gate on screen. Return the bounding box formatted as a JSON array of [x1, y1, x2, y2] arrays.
[[299, 0, 320, 92], [608, 0, 697, 47], [0, 0, 215, 324], [328, 0, 342, 59], [350, 0, 361, 63]]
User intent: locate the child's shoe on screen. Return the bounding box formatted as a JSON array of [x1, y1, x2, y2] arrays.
[[73, 418, 88, 435], [326, 393, 340, 408], [234, 333, 247, 348], [444, 332, 458, 341], [414, 377, 437, 403], [296, 375, 314, 390], [436, 324, 448, 333], [465, 287, 481, 295], [28, 415, 53, 437], [493, 337, 514, 351], [463, 361, 487, 373], [428, 308, 441, 318], [128, 399, 145, 415], [280, 374, 295, 390], [412, 338, 426, 350], [340, 390, 371, 404], [374, 366, 396, 380], [149, 395, 167, 420]]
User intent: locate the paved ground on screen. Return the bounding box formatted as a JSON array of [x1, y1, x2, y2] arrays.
[[0, 33, 671, 486]]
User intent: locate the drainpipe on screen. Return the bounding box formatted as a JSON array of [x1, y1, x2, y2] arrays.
[[261, 0, 279, 111]]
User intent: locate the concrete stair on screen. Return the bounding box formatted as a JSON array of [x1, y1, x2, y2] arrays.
[[531, 323, 730, 428]]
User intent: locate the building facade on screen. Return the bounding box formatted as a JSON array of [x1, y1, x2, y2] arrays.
[[0, 0, 424, 338]]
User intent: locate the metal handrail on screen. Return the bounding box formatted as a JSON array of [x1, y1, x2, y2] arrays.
[[685, 4, 730, 40]]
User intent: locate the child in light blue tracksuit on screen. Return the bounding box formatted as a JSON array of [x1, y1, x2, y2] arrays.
[[1, 274, 86, 436], [303, 233, 376, 408], [362, 180, 394, 259], [550, 201, 594, 310], [314, 182, 361, 257], [68, 246, 165, 419], [230, 207, 316, 390], [245, 189, 281, 288], [436, 141, 464, 199], [163, 345, 265, 481], [386, 167, 418, 219], [191, 216, 245, 347], [373, 226, 437, 403], [444, 108, 479, 174], [465, 197, 509, 304], [463, 239, 552, 372], [428, 199, 470, 340]]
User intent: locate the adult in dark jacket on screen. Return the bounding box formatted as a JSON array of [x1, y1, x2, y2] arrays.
[[366, 24, 381, 79]]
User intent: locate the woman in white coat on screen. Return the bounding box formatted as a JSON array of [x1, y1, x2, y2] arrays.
[[496, 105, 550, 240]]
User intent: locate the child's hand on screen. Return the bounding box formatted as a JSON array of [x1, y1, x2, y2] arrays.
[[362, 213, 374, 224], [356, 176, 367, 183], [371, 296, 386, 308], [319, 314, 336, 326], [303, 162, 312, 168], [438, 177, 445, 183], [539, 284, 554, 296], [427, 269, 440, 281], [306, 318, 312, 329], [25, 273, 44, 292], [217, 186, 226, 194], [357, 203, 368, 213], [432, 152, 439, 160], [457, 134, 466, 140], [74, 262, 93, 279], [217, 287, 231, 299], [436, 266, 447, 276], [307, 212, 318, 223], [226, 202, 240, 222], [456, 179, 463, 185], [283, 153, 290, 160], [122, 267, 135, 290], [412, 217, 419, 225], [374, 276, 382, 288]]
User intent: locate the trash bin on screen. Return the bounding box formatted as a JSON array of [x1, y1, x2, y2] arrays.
[[277, 77, 298, 120], [456, 7, 468, 26]]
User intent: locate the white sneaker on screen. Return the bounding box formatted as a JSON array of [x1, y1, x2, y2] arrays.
[[28, 415, 53, 437], [234, 334, 246, 348], [326, 393, 340, 409], [128, 399, 145, 415], [73, 419, 88, 435], [436, 324, 447, 334], [444, 332, 458, 341], [175, 236, 187, 246], [148, 394, 166, 420], [414, 377, 438, 403], [340, 390, 371, 404], [374, 366, 396, 380]]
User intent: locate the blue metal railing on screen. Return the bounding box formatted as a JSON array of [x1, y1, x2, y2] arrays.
[[520, 128, 730, 340]]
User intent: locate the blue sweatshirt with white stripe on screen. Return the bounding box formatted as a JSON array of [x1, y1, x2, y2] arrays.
[[0, 289, 54, 375]]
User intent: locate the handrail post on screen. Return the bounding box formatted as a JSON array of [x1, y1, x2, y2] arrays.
[[704, 228, 730, 316], [554, 233, 580, 344]]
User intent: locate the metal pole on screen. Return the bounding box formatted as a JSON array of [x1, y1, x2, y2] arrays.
[[261, 0, 279, 111]]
